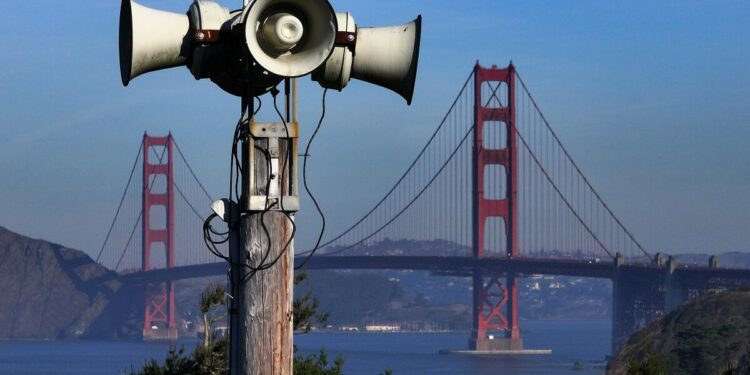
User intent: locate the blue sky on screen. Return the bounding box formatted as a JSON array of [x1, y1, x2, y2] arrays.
[[0, 0, 748, 256]]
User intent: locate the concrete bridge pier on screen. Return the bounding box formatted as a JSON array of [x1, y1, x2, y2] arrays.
[[611, 254, 734, 354], [664, 256, 686, 312], [611, 253, 666, 354]]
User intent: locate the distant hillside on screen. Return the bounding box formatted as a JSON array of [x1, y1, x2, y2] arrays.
[[608, 290, 750, 374], [670, 252, 750, 269], [322, 239, 612, 320], [322, 239, 750, 323], [0, 226, 123, 339], [4, 226, 748, 339], [326, 238, 470, 257]]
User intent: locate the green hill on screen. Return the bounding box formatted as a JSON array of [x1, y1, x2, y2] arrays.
[[608, 290, 750, 374]]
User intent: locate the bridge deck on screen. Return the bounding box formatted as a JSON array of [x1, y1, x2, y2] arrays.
[[120, 256, 750, 284]]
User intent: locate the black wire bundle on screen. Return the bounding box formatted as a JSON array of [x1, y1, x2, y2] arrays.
[[202, 84, 328, 284], [203, 212, 230, 263]]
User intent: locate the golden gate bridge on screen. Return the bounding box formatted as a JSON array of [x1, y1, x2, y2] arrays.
[[95, 63, 750, 354]]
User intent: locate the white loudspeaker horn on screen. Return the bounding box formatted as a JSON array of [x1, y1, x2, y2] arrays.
[[243, 0, 338, 78], [119, 0, 191, 86], [313, 14, 422, 105]]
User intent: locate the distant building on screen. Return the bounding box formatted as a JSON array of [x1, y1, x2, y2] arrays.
[[365, 324, 400, 332]]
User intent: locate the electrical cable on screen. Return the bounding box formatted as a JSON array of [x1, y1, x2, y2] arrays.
[[295, 89, 328, 269], [254, 96, 262, 115], [311, 72, 473, 250], [321, 122, 475, 257], [202, 101, 248, 269], [298, 71, 496, 258], [202, 84, 304, 282], [198, 73, 325, 280], [240, 91, 296, 281], [241, 92, 281, 277]]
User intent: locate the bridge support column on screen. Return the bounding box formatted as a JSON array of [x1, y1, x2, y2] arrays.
[[469, 273, 523, 351], [142, 133, 178, 340], [611, 253, 625, 354], [611, 253, 665, 354], [664, 256, 686, 312], [469, 62, 523, 352]]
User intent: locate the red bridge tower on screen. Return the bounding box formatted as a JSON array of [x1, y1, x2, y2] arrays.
[[142, 133, 178, 340], [470, 63, 522, 351]]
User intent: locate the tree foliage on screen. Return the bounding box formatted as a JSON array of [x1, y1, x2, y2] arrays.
[[293, 349, 344, 375], [129, 273, 348, 375], [625, 349, 671, 375], [293, 272, 329, 333], [129, 340, 345, 375], [613, 291, 750, 375], [199, 284, 226, 350]]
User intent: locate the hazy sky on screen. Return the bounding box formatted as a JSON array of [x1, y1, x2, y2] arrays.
[[0, 0, 748, 257]]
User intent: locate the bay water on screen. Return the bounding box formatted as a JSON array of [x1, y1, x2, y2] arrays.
[[0, 320, 609, 374]]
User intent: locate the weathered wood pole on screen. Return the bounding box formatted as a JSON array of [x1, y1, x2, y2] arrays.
[[239, 191, 294, 375], [234, 82, 297, 375]]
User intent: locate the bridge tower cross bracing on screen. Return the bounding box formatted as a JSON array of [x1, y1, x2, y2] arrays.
[[470, 62, 522, 351], [142, 133, 178, 340]]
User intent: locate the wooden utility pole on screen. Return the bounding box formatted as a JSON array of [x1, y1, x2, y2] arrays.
[[230, 80, 298, 375]]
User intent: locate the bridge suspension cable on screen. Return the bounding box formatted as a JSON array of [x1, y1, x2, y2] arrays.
[[113, 143, 168, 271], [302, 71, 475, 253], [516, 73, 649, 258], [304, 66, 648, 261], [514, 120, 614, 258], [173, 139, 213, 202], [99, 134, 223, 272], [98, 65, 651, 271], [313, 120, 475, 257], [95, 138, 143, 263]]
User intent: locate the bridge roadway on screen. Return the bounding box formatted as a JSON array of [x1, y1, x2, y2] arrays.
[[121, 255, 750, 353], [120, 255, 750, 285]]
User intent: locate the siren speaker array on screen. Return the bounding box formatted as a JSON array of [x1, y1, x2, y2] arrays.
[[242, 0, 337, 78], [119, 0, 191, 86], [312, 13, 422, 105], [118, 0, 421, 104]]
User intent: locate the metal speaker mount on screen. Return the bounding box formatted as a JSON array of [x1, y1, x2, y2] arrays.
[[313, 14, 422, 105], [242, 0, 338, 78]]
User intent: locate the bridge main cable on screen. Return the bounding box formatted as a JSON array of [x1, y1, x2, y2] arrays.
[[95, 138, 143, 263], [514, 119, 614, 258], [516, 72, 650, 259], [173, 138, 214, 202], [299, 71, 475, 254], [313, 122, 475, 257]]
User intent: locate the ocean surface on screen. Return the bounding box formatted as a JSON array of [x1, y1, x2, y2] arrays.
[[0, 320, 610, 374]]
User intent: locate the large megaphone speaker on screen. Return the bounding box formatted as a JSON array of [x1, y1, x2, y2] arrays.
[[313, 13, 422, 105], [243, 0, 338, 78], [119, 0, 191, 86]]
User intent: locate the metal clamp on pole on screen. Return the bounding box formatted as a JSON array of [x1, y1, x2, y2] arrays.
[[245, 120, 299, 213], [334, 31, 357, 49], [194, 29, 224, 43]]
